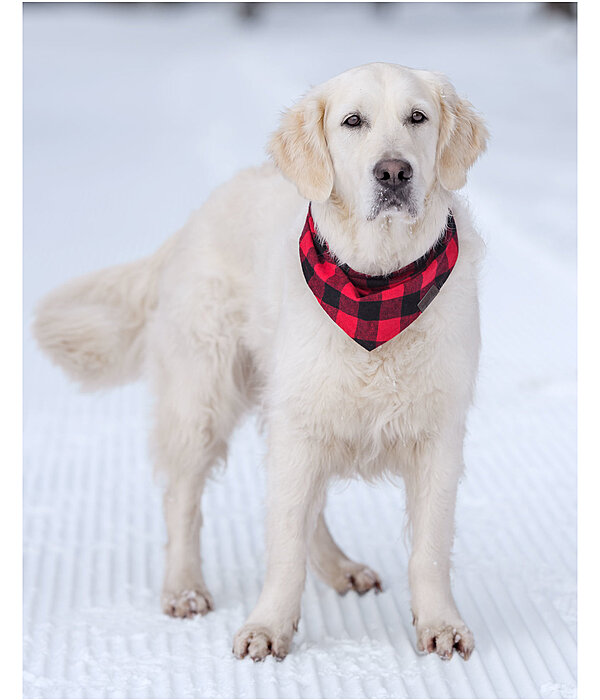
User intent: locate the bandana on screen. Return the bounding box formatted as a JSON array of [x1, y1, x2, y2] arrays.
[[299, 206, 459, 351]]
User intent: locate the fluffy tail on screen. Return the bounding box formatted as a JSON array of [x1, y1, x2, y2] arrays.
[[33, 235, 177, 391]]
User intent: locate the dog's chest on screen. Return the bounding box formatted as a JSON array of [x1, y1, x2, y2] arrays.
[[258, 222, 479, 467], [279, 319, 448, 454], [340, 344, 438, 433]]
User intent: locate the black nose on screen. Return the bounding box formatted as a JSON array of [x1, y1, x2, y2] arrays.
[[373, 158, 413, 187]]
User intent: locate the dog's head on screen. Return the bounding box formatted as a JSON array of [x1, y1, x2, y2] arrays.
[[268, 63, 488, 223]]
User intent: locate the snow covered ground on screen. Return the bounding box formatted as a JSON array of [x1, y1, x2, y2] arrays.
[[23, 3, 576, 698]]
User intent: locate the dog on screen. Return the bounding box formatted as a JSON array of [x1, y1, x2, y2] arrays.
[[34, 62, 488, 662]]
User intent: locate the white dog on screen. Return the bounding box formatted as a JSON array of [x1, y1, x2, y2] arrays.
[[34, 63, 488, 662]]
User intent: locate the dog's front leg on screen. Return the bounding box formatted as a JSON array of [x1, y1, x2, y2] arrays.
[[406, 425, 475, 661], [233, 426, 326, 661]]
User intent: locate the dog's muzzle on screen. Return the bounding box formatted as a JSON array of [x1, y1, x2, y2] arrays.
[[368, 158, 416, 221]]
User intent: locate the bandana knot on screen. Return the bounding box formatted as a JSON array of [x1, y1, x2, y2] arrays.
[[299, 206, 459, 351]]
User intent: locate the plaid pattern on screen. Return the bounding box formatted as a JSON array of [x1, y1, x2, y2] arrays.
[[299, 206, 459, 351]]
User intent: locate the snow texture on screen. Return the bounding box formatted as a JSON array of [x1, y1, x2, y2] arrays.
[[23, 3, 576, 698]]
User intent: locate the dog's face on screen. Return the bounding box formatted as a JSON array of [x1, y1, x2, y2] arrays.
[[269, 63, 488, 222], [323, 65, 441, 222]]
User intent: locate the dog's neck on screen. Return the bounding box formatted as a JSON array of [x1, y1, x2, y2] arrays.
[[310, 185, 453, 277]]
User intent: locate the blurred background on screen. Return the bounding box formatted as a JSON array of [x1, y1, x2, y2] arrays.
[[23, 3, 576, 698]]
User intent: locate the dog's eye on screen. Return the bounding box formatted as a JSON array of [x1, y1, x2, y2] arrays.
[[411, 110, 427, 124], [342, 114, 362, 127]]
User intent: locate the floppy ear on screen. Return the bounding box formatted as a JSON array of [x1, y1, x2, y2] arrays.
[[432, 74, 489, 191], [267, 89, 334, 202]]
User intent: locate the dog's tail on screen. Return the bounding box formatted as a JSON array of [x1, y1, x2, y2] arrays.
[[33, 235, 178, 391]]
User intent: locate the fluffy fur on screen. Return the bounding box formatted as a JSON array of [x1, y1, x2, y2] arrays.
[[34, 63, 488, 661]]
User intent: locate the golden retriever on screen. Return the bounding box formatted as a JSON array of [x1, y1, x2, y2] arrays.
[[34, 62, 488, 662]]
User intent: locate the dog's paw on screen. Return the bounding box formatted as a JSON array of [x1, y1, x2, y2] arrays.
[[340, 564, 383, 595], [324, 562, 383, 595], [232, 622, 296, 661], [162, 588, 213, 618], [415, 620, 474, 661]]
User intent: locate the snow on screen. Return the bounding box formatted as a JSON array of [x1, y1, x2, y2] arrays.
[[23, 3, 576, 698]]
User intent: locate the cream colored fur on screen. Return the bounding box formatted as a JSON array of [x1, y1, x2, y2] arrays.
[[34, 63, 488, 662]]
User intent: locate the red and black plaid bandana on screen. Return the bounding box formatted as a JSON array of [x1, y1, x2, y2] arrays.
[[299, 206, 459, 351]]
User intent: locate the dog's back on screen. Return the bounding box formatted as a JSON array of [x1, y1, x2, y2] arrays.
[[33, 163, 301, 392]]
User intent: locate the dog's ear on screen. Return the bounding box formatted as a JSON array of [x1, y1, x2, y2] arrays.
[[268, 89, 334, 202], [431, 74, 489, 191]]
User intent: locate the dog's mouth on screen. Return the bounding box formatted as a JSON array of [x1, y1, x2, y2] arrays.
[[367, 187, 418, 222]]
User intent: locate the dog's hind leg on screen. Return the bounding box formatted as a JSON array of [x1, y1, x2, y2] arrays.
[[309, 510, 382, 595], [149, 315, 253, 618], [160, 464, 217, 618]]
